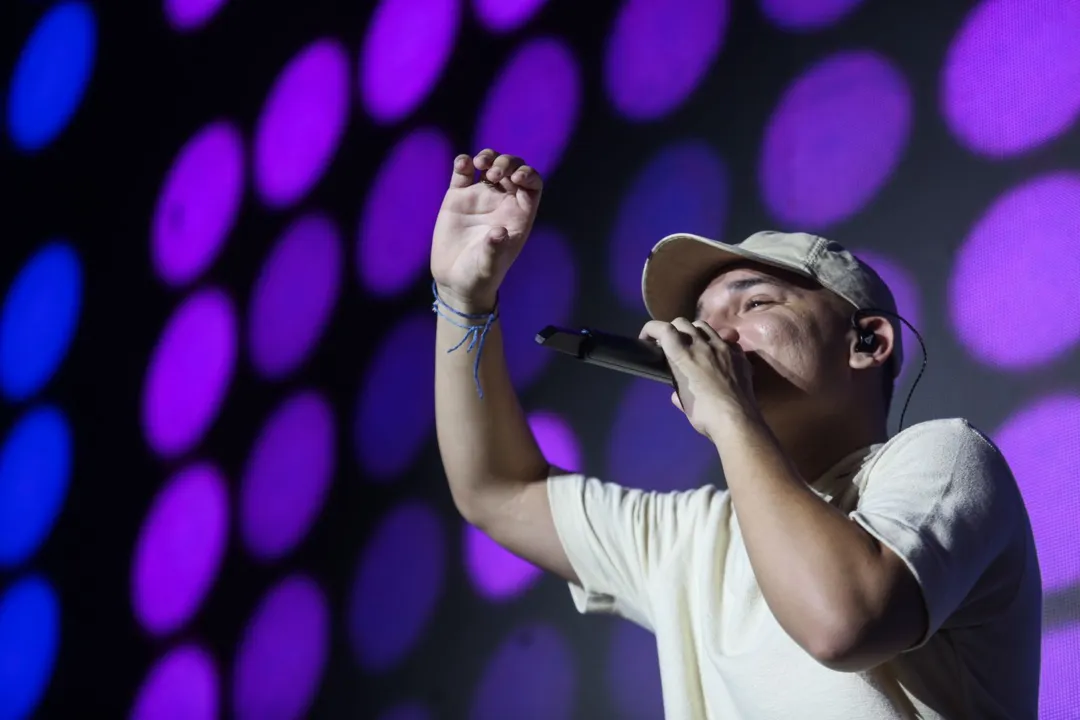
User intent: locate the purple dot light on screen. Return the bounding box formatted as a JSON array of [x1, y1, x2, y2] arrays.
[[758, 0, 867, 31], [255, 39, 350, 208], [469, 623, 575, 720], [608, 620, 663, 719], [1040, 623, 1080, 718], [473, 0, 548, 33], [132, 463, 229, 635], [760, 50, 911, 228], [142, 289, 237, 457], [130, 644, 218, 720], [608, 378, 718, 492], [611, 140, 727, 307], [360, 0, 460, 123], [349, 501, 445, 673], [949, 172, 1080, 369], [851, 250, 921, 378], [604, 0, 728, 120], [233, 575, 329, 720], [152, 121, 244, 286], [357, 128, 452, 297], [942, 0, 1080, 158], [241, 391, 334, 562], [164, 0, 230, 31], [992, 394, 1080, 591], [248, 213, 342, 379], [355, 312, 434, 481], [465, 411, 581, 601], [500, 227, 577, 390], [474, 38, 581, 177]]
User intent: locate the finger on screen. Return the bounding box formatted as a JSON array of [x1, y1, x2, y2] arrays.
[[509, 165, 543, 191], [693, 320, 739, 345], [450, 154, 475, 189], [670, 390, 684, 412], [671, 316, 707, 341], [639, 320, 689, 355], [473, 149, 498, 171], [488, 153, 523, 184]]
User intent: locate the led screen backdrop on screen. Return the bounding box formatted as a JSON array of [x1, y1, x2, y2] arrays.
[[2, 0, 1079, 717]]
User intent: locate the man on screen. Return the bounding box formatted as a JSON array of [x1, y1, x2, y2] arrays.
[[431, 149, 1042, 718]]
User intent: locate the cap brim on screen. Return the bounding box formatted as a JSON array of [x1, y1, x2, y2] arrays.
[[641, 233, 814, 321]]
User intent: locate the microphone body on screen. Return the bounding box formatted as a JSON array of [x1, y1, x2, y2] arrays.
[[535, 325, 674, 385]]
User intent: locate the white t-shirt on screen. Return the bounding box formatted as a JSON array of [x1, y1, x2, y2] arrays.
[[547, 418, 1042, 719]]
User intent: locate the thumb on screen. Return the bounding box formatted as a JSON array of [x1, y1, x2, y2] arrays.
[[475, 226, 511, 279]]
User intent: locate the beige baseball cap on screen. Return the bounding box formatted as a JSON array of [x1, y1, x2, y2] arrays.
[[640, 230, 903, 375]]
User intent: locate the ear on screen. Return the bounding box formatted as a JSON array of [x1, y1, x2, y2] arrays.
[[849, 314, 896, 371]]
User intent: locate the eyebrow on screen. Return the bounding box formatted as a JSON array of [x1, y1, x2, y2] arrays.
[[694, 276, 789, 318]]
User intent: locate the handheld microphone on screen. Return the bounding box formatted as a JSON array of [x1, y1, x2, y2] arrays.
[[535, 325, 674, 385]]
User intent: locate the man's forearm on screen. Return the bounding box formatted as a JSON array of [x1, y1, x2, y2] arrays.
[[434, 308, 549, 521], [711, 409, 890, 661]]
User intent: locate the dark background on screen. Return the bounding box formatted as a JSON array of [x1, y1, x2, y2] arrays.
[[3, 0, 1079, 717]]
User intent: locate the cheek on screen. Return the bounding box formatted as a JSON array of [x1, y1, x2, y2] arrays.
[[740, 317, 821, 377]]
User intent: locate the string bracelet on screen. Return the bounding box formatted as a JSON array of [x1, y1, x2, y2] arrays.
[[431, 280, 499, 399]]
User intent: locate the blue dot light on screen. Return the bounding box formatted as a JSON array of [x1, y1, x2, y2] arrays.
[[0, 242, 83, 402], [6, 1, 97, 152], [0, 576, 60, 720], [0, 406, 72, 568]]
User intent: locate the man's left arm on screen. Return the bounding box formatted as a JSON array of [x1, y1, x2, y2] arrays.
[[715, 413, 1017, 672]]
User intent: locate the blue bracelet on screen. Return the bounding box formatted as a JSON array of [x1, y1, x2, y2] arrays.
[[431, 280, 499, 399]]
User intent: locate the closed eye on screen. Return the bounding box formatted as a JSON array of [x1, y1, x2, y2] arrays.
[[743, 298, 774, 311]]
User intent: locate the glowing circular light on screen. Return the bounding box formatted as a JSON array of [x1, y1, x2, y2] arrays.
[[604, 0, 728, 120], [465, 410, 581, 601], [500, 227, 577, 390], [0, 407, 71, 568], [608, 621, 663, 719], [0, 241, 82, 402], [851, 250, 921, 379], [470, 623, 575, 719], [0, 576, 58, 720], [6, 1, 96, 152], [255, 39, 350, 208], [349, 501, 444, 673], [949, 172, 1080, 369], [473, 0, 548, 33], [759, 0, 867, 31], [993, 394, 1080, 592], [942, 0, 1080, 158], [358, 128, 452, 297], [378, 701, 431, 720], [360, 0, 460, 123], [760, 50, 911, 228], [249, 213, 342, 379], [1040, 622, 1080, 718], [142, 289, 237, 457], [354, 312, 434, 481], [132, 463, 229, 635], [130, 644, 218, 720], [611, 141, 727, 308], [233, 575, 328, 720], [474, 37, 581, 177], [164, 0, 231, 31], [152, 121, 244, 286], [241, 390, 335, 561], [608, 378, 718, 492]]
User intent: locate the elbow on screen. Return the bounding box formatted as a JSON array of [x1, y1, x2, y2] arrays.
[[803, 615, 879, 673]]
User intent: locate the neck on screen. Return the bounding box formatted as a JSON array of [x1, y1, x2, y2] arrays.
[[764, 407, 887, 484]]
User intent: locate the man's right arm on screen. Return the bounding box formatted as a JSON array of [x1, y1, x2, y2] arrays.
[[434, 291, 580, 585]]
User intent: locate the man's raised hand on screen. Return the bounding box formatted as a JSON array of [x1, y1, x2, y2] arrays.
[[430, 149, 544, 310]]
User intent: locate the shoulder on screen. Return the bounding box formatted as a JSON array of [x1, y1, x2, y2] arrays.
[[874, 417, 1006, 472]]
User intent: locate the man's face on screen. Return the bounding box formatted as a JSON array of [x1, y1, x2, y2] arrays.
[[693, 263, 853, 413]]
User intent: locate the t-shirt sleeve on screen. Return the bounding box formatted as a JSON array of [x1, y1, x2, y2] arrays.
[[848, 419, 1023, 647], [546, 470, 720, 630]]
